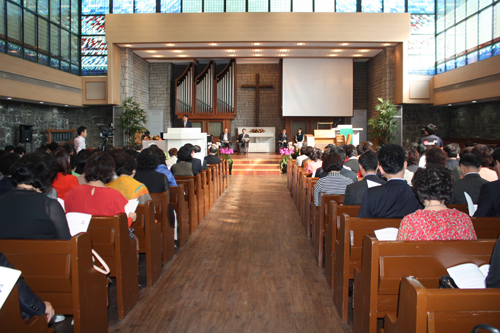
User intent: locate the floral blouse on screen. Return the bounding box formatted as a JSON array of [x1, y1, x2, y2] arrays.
[[397, 209, 477, 241]]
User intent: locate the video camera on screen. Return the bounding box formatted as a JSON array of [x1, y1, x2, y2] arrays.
[[99, 126, 115, 139]]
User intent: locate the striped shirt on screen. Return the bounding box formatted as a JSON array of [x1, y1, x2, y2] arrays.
[[314, 172, 353, 206]]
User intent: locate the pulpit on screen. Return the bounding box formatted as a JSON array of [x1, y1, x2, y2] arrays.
[[161, 128, 208, 160], [306, 126, 364, 149]]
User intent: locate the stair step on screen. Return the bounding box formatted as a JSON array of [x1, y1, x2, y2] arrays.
[[232, 164, 281, 170], [232, 160, 281, 165], [232, 169, 282, 176]]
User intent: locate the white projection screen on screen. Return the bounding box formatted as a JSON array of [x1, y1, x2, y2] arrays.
[[282, 58, 353, 117]]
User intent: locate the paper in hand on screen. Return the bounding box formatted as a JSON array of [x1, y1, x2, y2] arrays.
[[0, 266, 22, 310], [66, 212, 92, 236], [374, 227, 399, 241], [366, 180, 383, 188], [464, 192, 477, 216], [57, 198, 65, 211], [125, 199, 139, 216]]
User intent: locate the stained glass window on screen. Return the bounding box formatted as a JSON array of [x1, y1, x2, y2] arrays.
[[362, 0, 382, 13], [467, 0, 478, 16], [7, 2, 22, 43], [437, 62, 446, 73], [293, 0, 312, 12], [446, 59, 456, 70], [8, 43, 22, 58], [135, 0, 156, 13], [50, 57, 60, 69], [183, 0, 202, 12], [71, 0, 79, 31], [479, 0, 492, 11], [478, 7, 492, 45], [248, 0, 268, 12], [24, 10, 37, 49], [71, 64, 79, 75], [445, 27, 455, 59], [71, 34, 79, 63], [82, 56, 108, 75], [25, 0, 37, 11], [24, 48, 37, 62], [161, 0, 181, 12], [467, 50, 478, 63], [0, 40, 5, 54], [479, 45, 492, 59], [408, 0, 434, 13], [38, 18, 49, 51], [82, 36, 107, 55], [50, 24, 60, 57], [436, 33, 445, 61], [336, 0, 357, 12], [0, 0, 4, 37], [495, 3, 500, 39], [38, 0, 49, 17], [445, 0, 455, 28], [314, 0, 335, 12], [50, 0, 60, 23], [466, 15, 478, 51], [205, 0, 224, 12], [38, 53, 49, 65], [455, 21, 466, 55], [271, 0, 291, 12], [82, 16, 105, 35], [409, 35, 435, 54], [384, 0, 404, 13], [61, 0, 70, 29], [456, 0, 466, 22], [82, 0, 109, 14], [436, 0, 445, 32], [61, 29, 70, 61], [411, 14, 435, 34], [61, 61, 70, 72], [456, 55, 466, 67], [493, 42, 500, 56], [113, 0, 133, 13]]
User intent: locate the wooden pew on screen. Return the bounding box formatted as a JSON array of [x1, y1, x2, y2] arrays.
[[206, 165, 216, 210], [300, 175, 313, 230], [325, 201, 361, 289], [384, 276, 500, 333], [447, 204, 469, 214], [134, 202, 162, 287], [169, 184, 190, 246], [0, 233, 108, 333], [304, 177, 318, 237], [352, 235, 496, 333], [287, 159, 296, 190], [222, 160, 229, 190], [313, 194, 345, 267], [175, 178, 198, 234], [218, 162, 224, 196], [87, 213, 139, 319], [0, 285, 54, 333], [200, 170, 210, 218], [472, 216, 500, 239], [150, 191, 175, 263], [176, 174, 204, 227], [294, 166, 305, 207]]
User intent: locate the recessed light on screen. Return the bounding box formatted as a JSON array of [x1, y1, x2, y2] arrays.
[[173, 50, 182, 53], [297, 43, 305, 46], [147, 50, 156, 53], [229, 54, 236, 57], [253, 43, 261, 46], [279, 49, 289, 52], [40, 102, 44, 104], [209, 43, 218, 46], [6, 97, 12, 100], [255, 54, 262, 57], [179, 55, 187, 57], [353, 54, 362, 57], [124, 44, 132, 47], [166, 43, 175, 46], [329, 54, 338, 57], [383, 43, 391, 46], [280, 54, 287, 57], [341, 43, 349, 46], [448, 104, 452, 106], [254, 49, 262, 52], [359, 50, 369, 53], [153, 55, 163, 57], [64, 104, 68, 107], [226, 50, 235, 53], [472, 100, 477, 103], [333, 49, 342, 52]]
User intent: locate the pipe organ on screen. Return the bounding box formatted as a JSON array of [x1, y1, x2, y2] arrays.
[[195, 61, 215, 114], [216, 60, 235, 114], [175, 63, 195, 115]]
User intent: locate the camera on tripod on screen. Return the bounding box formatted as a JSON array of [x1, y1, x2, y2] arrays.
[[99, 126, 115, 139]]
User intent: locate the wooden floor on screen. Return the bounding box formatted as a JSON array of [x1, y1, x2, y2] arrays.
[[110, 175, 349, 333]]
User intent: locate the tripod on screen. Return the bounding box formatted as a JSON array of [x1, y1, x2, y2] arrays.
[[98, 136, 110, 151]]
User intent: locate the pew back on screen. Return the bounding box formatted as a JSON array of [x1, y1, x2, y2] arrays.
[[150, 191, 175, 263]]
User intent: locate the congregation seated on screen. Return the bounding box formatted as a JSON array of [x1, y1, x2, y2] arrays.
[[51, 149, 79, 199], [106, 152, 152, 204], [218, 128, 232, 148], [5, 145, 14, 153], [166, 148, 178, 169], [444, 143, 460, 170], [0, 252, 55, 323], [192, 145, 207, 170], [0, 153, 71, 240], [474, 148, 500, 217], [295, 146, 311, 167], [304, 147, 322, 174], [74, 149, 91, 184], [294, 128, 304, 148], [397, 166, 477, 241], [150, 145, 177, 186], [358, 144, 423, 218], [449, 152, 487, 205], [237, 128, 250, 155], [64, 151, 136, 228], [343, 144, 359, 173], [472, 144, 498, 182], [0, 152, 19, 196], [313, 152, 353, 206], [205, 146, 221, 164], [344, 150, 386, 205], [133, 148, 171, 197], [316, 145, 358, 182], [48, 142, 59, 153], [171, 146, 194, 177], [181, 144, 203, 175], [424, 146, 447, 168]]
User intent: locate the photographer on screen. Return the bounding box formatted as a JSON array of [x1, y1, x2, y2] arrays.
[[74, 126, 87, 153], [418, 124, 443, 148]]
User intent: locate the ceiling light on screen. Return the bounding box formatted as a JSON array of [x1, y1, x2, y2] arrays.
[[279, 49, 289, 52], [253, 42, 261, 46], [255, 54, 262, 57], [209, 43, 218, 46], [359, 50, 369, 52], [64, 104, 68, 107], [472, 100, 477, 103], [333, 49, 342, 52], [40, 102, 44, 104], [124, 44, 132, 47], [383, 43, 391, 46], [229, 54, 235, 57], [254, 49, 262, 52], [280, 54, 287, 57], [6, 97, 12, 99], [448, 104, 452, 106], [147, 50, 156, 53], [297, 43, 305, 46], [353, 54, 362, 57], [173, 50, 182, 53], [341, 43, 349, 46], [153, 55, 163, 57], [166, 43, 175, 46], [179, 55, 187, 57], [226, 50, 235, 53], [329, 54, 338, 57]]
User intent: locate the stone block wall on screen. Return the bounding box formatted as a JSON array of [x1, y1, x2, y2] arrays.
[[133, 54, 150, 120], [0, 100, 113, 150], [150, 63, 173, 129]]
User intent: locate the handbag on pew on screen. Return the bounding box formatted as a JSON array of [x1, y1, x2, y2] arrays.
[[438, 275, 459, 289], [92, 249, 111, 275]]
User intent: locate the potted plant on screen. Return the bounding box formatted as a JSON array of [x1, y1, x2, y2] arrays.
[[279, 147, 293, 173], [218, 147, 234, 174], [367, 97, 399, 145], [118, 96, 147, 146]]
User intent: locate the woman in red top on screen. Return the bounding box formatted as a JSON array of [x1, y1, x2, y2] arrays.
[[64, 151, 136, 227], [397, 166, 477, 241], [52, 149, 79, 199]]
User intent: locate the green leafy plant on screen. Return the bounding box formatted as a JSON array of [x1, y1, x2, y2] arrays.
[[367, 98, 399, 145], [119, 96, 147, 146]]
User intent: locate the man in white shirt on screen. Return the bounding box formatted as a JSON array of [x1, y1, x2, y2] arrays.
[[296, 146, 311, 167], [74, 126, 87, 153], [166, 148, 178, 169]]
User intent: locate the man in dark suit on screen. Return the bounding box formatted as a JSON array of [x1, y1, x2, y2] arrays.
[[475, 148, 500, 217], [344, 150, 386, 205], [449, 153, 487, 205], [178, 114, 192, 128], [205, 146, 221, 164], [219, 128, 232, 148], [358, 144, 423, 218], [277, 129, 289, 149], [343, 144, 360, 173], [237, 129, 250, 155]]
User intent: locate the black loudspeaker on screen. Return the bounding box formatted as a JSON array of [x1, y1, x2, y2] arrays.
[[19, 124, 33, 143]]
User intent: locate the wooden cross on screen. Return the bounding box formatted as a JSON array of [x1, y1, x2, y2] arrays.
[[241, 73, 274, 126]]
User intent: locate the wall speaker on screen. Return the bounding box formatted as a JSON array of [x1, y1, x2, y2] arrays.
[[19, 124, 33, 143]]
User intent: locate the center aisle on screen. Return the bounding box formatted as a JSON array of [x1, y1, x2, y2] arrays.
[[111, 175, 349, 332]]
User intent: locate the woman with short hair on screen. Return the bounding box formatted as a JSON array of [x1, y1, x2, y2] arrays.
[[313, 153, 353, 206], [304, 148, 323, 174]]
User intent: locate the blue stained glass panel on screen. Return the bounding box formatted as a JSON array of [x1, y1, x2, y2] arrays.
[[456, 55, 466, 67], [7, 43, 22, 58], [135, 0, 156, 13], [50, 58, 60, 69], [467, 50, 478, 64], [271, 0, 291, 12], [436, 0, 445, 32], [82, 0, 110, 14], [61, 61, 70, 72], [113, 0, 133, 13], [71, 64, 79, 75], [205, 0, 224, 12], [183, 0, 202, 12], [362, 0, 382, 12], [446, 59, 456, 71], [24, 48, 37, 62], [248, 0, 268, 12], [494, 42, 500, 56], [38, 0, 49, 17], [82, 36, 107, 55], [38, 53, 49, 65], [82, 56, 108, 75], [409, 35, 435, 54], [336, 0, 357, 12], [384, 0, 404, 13], [161, 0, 181, 12], [0, 40, 5, 53], [411, 14, 435, 34], [0, 0, 4, 37], [408, 55, 435, 75], [408, 0, 434, 13], [437, 62, 446, 73], [315, 0, 335, 11], [479, 46, 492, 60], [293, 0, 313, 12], [82, 16, 105, 35]]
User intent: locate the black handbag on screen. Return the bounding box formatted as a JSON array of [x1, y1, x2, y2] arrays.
[[438, 275, 459, 289]]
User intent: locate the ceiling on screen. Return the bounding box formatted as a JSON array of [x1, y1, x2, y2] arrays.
[[118, 41, 394, 64]]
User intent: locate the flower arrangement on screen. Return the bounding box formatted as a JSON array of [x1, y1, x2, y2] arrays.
[[279, 147, 293, 170], [152, 135, 162, 140], [250, 129, 265, 133], [218, 147, 234, 164]]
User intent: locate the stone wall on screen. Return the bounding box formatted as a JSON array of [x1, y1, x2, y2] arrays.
[[366, 47, 395, 126], [150, 63, 173, 129], [133, 54, 150, 123], [0, 100, 113, 151]]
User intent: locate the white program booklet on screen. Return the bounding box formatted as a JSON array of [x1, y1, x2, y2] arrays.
[[125, 199, 139, 216], [366, 180, 383, 188], [0, 266, 22, 310], [464, 192, 478, 216], [374, 227, 399, 241], [447, 263, 490, 289], [66, 212, 92, 236], [57, 198, 65, 211]]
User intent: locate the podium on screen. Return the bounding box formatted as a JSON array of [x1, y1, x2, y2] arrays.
[[161, 128, 208, 160], [307, 126, 363, 149]]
